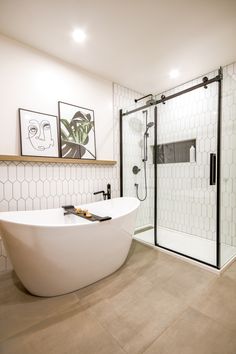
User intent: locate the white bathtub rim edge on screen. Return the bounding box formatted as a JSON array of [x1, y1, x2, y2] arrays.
[[0, 197, 140, 228]]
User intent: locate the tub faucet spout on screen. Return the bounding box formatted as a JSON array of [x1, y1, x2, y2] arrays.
[[93, 190, 105, 199], [94, 184, 111, 200]]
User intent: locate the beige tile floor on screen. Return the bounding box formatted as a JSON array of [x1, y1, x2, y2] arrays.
[[0, 241, 236, 354]]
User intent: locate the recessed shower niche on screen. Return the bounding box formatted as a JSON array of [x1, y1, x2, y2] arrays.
[[120, 65, 236, 270], [154, 139, 196, 164]]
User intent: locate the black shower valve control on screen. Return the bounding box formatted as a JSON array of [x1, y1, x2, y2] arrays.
[[132, 166, 141, 175]]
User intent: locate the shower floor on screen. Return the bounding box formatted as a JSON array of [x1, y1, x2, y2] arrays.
[[134, 226, 236, 267]]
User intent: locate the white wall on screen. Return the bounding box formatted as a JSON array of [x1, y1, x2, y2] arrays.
[[0, 82, 140, 272], [0, 79, 122, 272], [0, 34, 113, 159], [0, 34, 118, 271]]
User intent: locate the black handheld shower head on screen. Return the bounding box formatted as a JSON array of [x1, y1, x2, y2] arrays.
[[147, 122, 154, 128], [144, 122, 154, 135]]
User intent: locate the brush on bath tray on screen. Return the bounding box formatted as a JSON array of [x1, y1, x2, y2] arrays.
[[62, 205, 112, 222]]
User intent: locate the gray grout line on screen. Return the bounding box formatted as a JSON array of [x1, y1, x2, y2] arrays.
[[140, 307, 191, 354]]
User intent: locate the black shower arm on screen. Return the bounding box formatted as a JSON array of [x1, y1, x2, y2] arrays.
[[134, 94, 153, 103]]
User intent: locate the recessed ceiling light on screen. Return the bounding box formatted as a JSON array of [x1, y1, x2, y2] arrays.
[[169, 69, 179, 79], [72, 29, 86, 43]]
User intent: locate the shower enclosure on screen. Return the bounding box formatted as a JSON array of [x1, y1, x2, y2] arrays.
[[120, 66, 236, 269]]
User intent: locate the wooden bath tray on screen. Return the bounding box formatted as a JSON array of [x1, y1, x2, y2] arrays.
[[62, 206, 112, 222]]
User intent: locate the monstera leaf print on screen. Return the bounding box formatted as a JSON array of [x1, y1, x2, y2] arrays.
[[61, 110, 95, 158]]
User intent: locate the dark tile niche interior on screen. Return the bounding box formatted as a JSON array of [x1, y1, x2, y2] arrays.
[[153, 139, 196, 164]]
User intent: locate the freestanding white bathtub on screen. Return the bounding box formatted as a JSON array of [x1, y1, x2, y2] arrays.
[[0, 197, 139, 297]]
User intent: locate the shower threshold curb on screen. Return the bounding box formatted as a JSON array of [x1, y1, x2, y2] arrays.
[[133, 237, 236, 275]]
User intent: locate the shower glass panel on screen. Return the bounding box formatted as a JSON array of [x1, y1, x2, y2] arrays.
[[122, 106, 155, 244], [156, 82, 218, 266], [220, 65, 236, 267]]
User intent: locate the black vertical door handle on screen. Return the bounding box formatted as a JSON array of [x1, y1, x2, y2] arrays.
[[210, 153, 216, 185]]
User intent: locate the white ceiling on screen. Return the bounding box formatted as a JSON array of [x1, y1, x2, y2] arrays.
[[0, 0, 236, 94]]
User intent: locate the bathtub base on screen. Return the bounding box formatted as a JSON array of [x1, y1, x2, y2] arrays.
[[0, 197, 139, 297]]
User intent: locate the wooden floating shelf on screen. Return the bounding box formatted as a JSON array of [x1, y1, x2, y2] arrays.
[[0, 155, 117, 165]]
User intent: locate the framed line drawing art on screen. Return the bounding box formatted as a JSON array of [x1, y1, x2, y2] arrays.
[[19, 108, 59, 157], [58, 101, 96, 159]]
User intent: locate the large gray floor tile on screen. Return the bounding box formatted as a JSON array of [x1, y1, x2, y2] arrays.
[[126, 247, 180, 285], [87, 284, 186, 354], [123, 241, 159, 272], [192, 275, 236, 331], [0, 241, 235, 354], [223, 260, 236, 282], [76, 263, 154, 311], [160, 259, 216, 303], [0, 271, 79, 342], [0, 305, 125, 354], [143, 307, 236, 354]]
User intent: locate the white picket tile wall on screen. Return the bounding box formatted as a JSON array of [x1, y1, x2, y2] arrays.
[[0, 162, 120, 271], [155, 73, 218, 240], [122, 106, 155, 229], [1, 64, 236, 271], [122, 63, 236, 253], [118, 85, 156, 229], [0, 83, 141, 271], [221, 63, 236, 247]]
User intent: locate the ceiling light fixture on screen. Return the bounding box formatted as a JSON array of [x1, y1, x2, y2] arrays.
[[72, 28, 87, 43], [169, 69, 179, 79]]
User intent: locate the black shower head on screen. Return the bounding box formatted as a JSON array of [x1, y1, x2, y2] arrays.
[[144, 122, 154, 135], [147, 122, 154, 128]]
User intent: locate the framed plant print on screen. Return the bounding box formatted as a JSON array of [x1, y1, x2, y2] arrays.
[[19, 108, 59, 157], [58, 101, 96, 159]]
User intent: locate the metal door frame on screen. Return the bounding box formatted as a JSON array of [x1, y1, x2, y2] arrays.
[[120, 68, 223, 269]]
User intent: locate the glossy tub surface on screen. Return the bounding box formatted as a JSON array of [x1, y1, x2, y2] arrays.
[[0, 197, 140, 296]]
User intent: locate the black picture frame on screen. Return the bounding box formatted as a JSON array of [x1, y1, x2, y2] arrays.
[[58, 101, 96, 160], [19, 108, 60, 157]]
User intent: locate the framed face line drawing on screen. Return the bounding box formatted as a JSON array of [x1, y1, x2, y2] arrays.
[[19, 108, 59, 157]]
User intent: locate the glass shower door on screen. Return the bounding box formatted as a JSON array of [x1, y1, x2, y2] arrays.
[[155, 81, 218, 266], [122, 106, 155, 245]]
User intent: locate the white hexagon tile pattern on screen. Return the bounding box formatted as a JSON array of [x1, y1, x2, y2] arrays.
[[221, 63, 236, 249], [122, 106, 155, 229], [121, 63, 236, 265], [114, 84, 154, 229], [155, 74, 218, 241], [0, 162, 120, 270], [0, 83, 142, 271], [1, 64, 236, 271]]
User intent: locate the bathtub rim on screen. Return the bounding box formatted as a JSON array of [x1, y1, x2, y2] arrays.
[[0, 196, 140, 229]]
